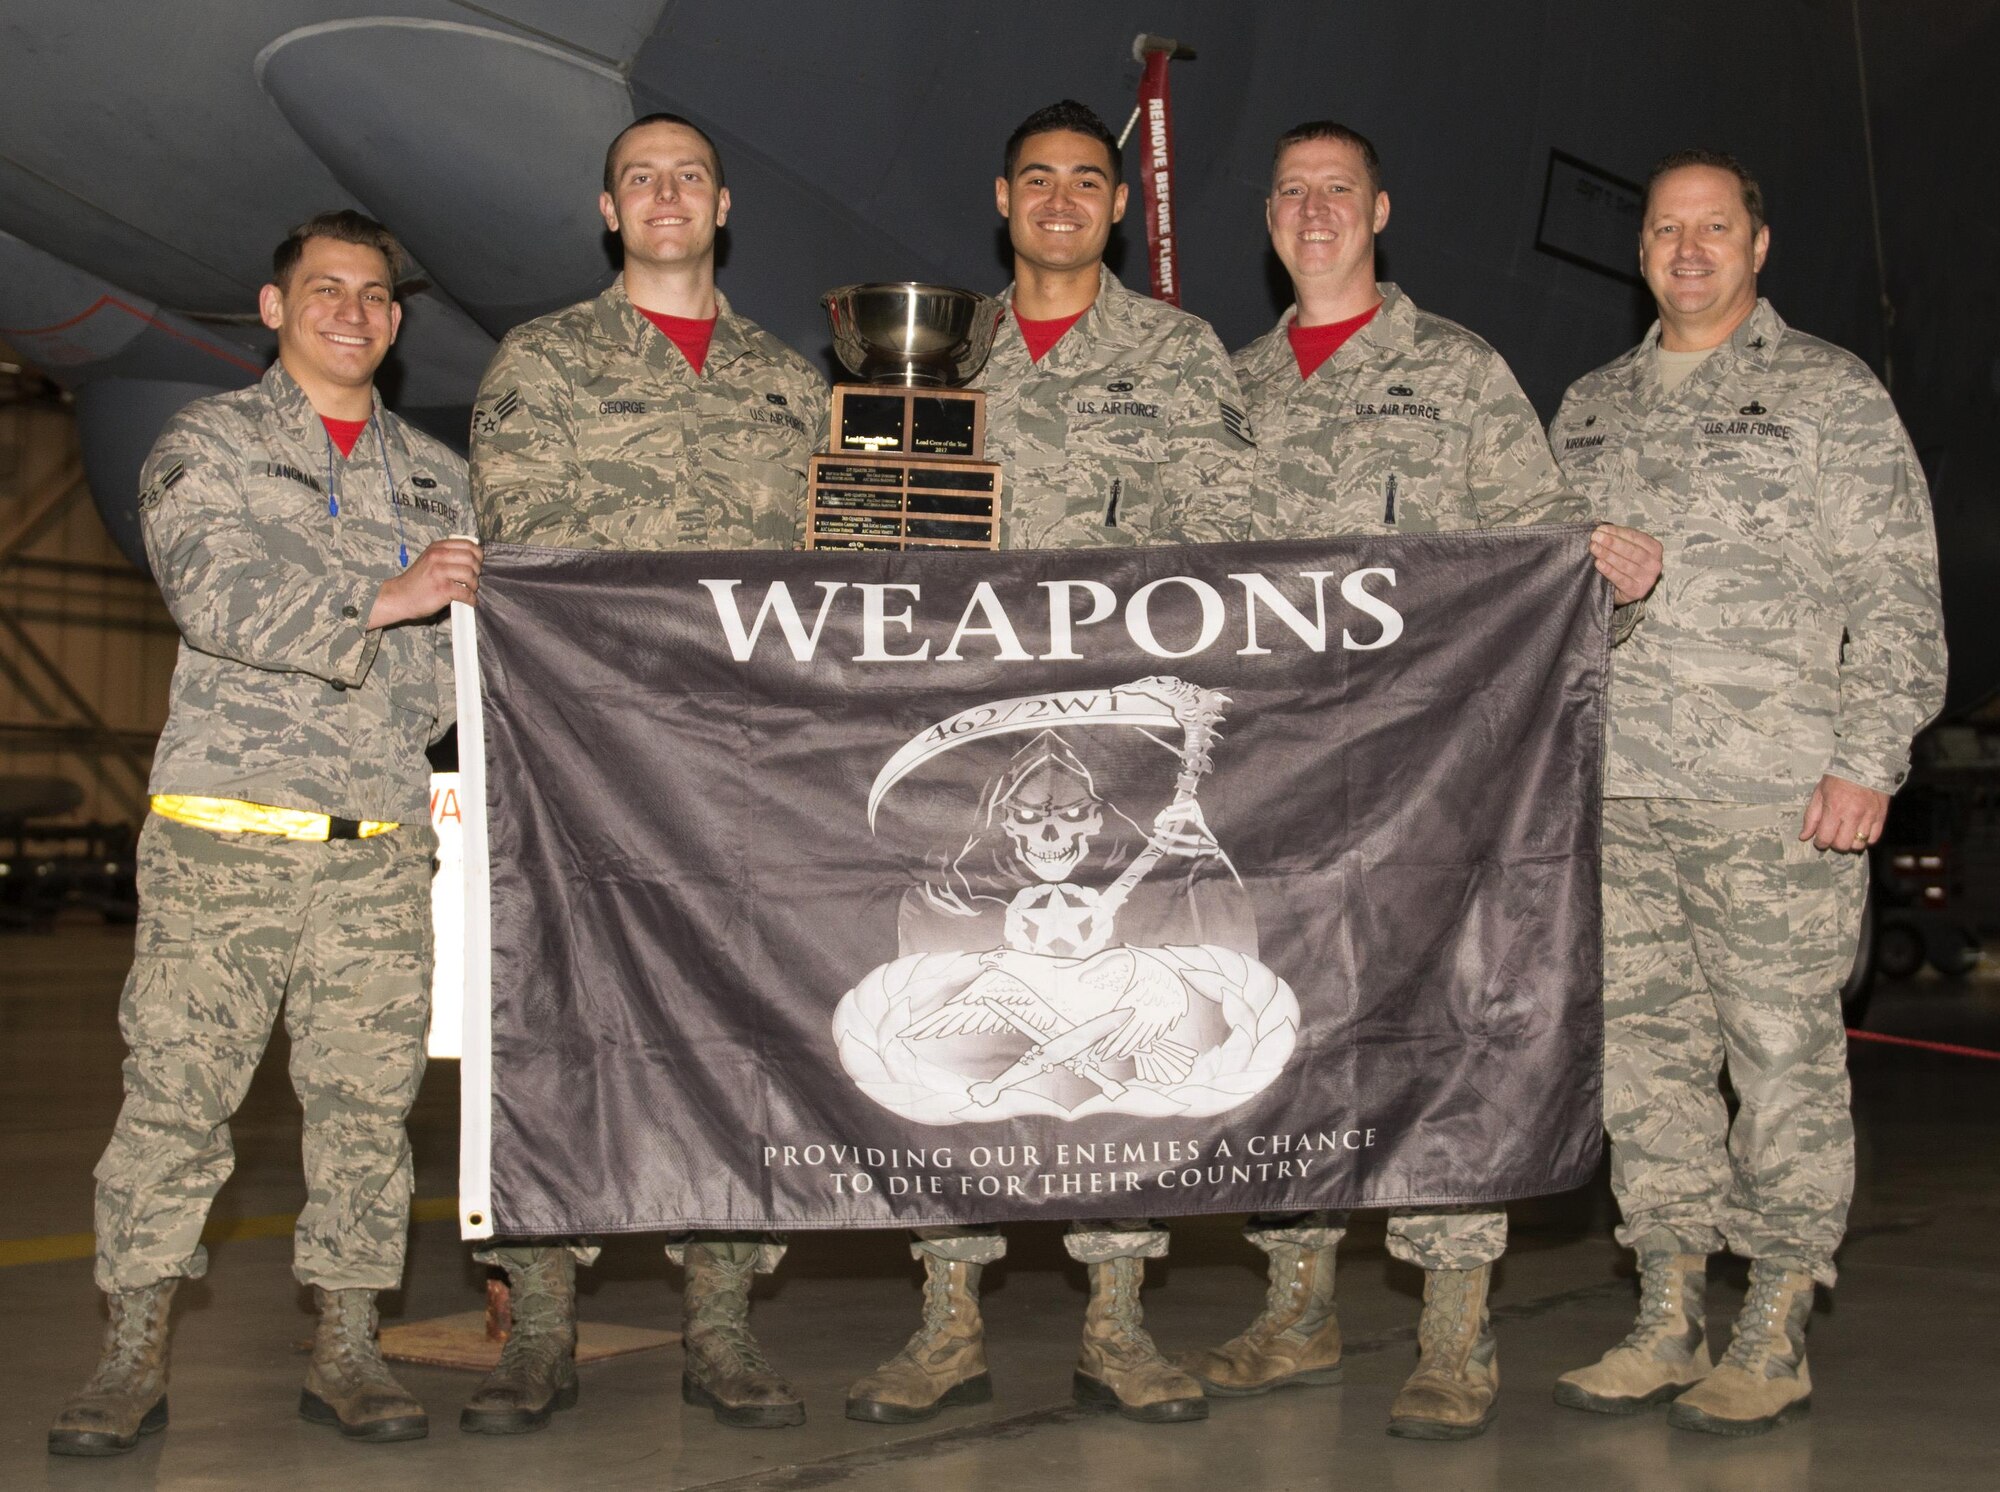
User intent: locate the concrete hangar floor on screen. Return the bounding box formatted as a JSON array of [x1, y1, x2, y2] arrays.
[[2, 924, 1995, 1492]]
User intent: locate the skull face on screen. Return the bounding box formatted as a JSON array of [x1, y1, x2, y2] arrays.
[[1001, 774, 1104, 883]]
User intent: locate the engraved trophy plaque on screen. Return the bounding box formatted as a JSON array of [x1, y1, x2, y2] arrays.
[[807, 283, 1004, 550]]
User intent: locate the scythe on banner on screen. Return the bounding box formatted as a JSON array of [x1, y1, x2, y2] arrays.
[[869, 674, 1232, 933], [867, 674, 1228, 832], [1090, 674, 1229, 924]]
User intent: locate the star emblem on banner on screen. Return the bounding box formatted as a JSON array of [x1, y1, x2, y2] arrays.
[[1004, 884, 1111, 959]]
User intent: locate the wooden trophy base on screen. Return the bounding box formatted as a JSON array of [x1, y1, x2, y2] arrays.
[[830, 383, 986, 460], [806, 451, 1002, 550]]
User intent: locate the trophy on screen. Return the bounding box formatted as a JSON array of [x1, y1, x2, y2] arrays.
[[806, 283, 1004, 550]]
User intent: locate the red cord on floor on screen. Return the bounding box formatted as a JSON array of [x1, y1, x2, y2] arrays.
[[1847, 1028, 2000, 1061]]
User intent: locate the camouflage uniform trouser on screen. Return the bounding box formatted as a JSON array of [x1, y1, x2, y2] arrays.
[[1602, 798, 1864, 1287], [93, 814, 433, 1292], [472, 1235, 786, 1275], [1245, 1205, 1506, 1271], [914, 1220, 1166, 1266]]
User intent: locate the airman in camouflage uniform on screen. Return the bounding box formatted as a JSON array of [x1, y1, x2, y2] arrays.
[[470, 279, 825, 550], [971, 264, 1248, 549], [1551, 152, 1944, 1436], [463, 113, 824, 1436], [1181, 120, 1661, 1443], [1235, 282, 1583, 534], [847, 101, 1250, 1432], [50, 213, 479, 1457]]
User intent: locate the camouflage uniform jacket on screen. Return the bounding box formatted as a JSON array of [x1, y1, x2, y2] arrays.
[[972, 266, 1251, 549], [140, 362, 467, 823], [1552, 298, 1945, 801], [470, 279, 827, 550], [1233, 282, 1587, 539]]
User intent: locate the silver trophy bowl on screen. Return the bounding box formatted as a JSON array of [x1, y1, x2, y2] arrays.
[[822, 282, 1000, 387]]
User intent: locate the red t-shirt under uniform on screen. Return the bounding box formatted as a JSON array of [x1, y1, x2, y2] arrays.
[[636, 306, 717, 375], [1288, 303, 1380, 380], [1014, 307, 1088, 364], [320, 415, 368, 458]]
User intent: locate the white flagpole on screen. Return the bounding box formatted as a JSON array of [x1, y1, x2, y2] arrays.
[[451, 598, 496, 1241]]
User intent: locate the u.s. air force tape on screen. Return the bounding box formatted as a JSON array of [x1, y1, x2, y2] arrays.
[[137, 461, 186, 511]]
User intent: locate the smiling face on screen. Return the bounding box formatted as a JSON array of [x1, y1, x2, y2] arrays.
[[258, 236, 400, 402], [995, 129, 1127, 277], [599, 120, 730, 273], [1640, 164, 1769, 347], [1266, 136, 1388, 311]]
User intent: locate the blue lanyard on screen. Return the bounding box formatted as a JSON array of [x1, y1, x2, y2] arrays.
[[324, 416, 410, 569]]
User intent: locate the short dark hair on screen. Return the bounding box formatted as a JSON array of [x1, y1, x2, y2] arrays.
[[1271, 121, 1384, 197], [603, 112, 725, 193], [1645, 149, 1766, 234], [271, 210, 405, 291], [1003, 99, 1121, 181]]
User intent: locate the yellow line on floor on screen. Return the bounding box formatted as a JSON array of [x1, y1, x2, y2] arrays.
[[0, 1196, 460, 1269]]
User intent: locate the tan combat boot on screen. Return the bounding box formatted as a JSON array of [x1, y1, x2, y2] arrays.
[[1668, 1262, 1814, 1435], [680, 1242, 805, 1428], [1074, 1257, 1208, 1423], [1555, 1231, 1710, 1413], [298, 1288, 429, 1442], [1178, 1241, 1342, 1396], [1387, 1264, 1499, 1439], [47, 1280, 177, 1457], [846, 1258, 992, 1423], [461, 1249, 580, 1434]]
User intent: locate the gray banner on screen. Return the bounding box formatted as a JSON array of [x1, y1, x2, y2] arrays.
[[474, 528, 1608, 1235]]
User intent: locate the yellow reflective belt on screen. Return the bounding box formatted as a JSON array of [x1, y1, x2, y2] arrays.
[[150, 795, 399, 840]]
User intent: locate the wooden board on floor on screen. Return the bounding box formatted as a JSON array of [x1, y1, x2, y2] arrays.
[[376, 1313, 677, 1371]]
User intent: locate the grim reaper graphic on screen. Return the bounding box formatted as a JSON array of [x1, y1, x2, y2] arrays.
[[831, 676, 1300, 1125]]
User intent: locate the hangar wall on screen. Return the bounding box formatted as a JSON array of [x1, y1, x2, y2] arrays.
[[0, 357, 172, 829]]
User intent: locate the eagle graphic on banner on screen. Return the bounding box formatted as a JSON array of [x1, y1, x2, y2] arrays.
[[832, 676, 1301, 1125]]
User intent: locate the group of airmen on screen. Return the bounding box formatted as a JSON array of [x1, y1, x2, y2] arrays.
[[46, 96, 1945, 1457]]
